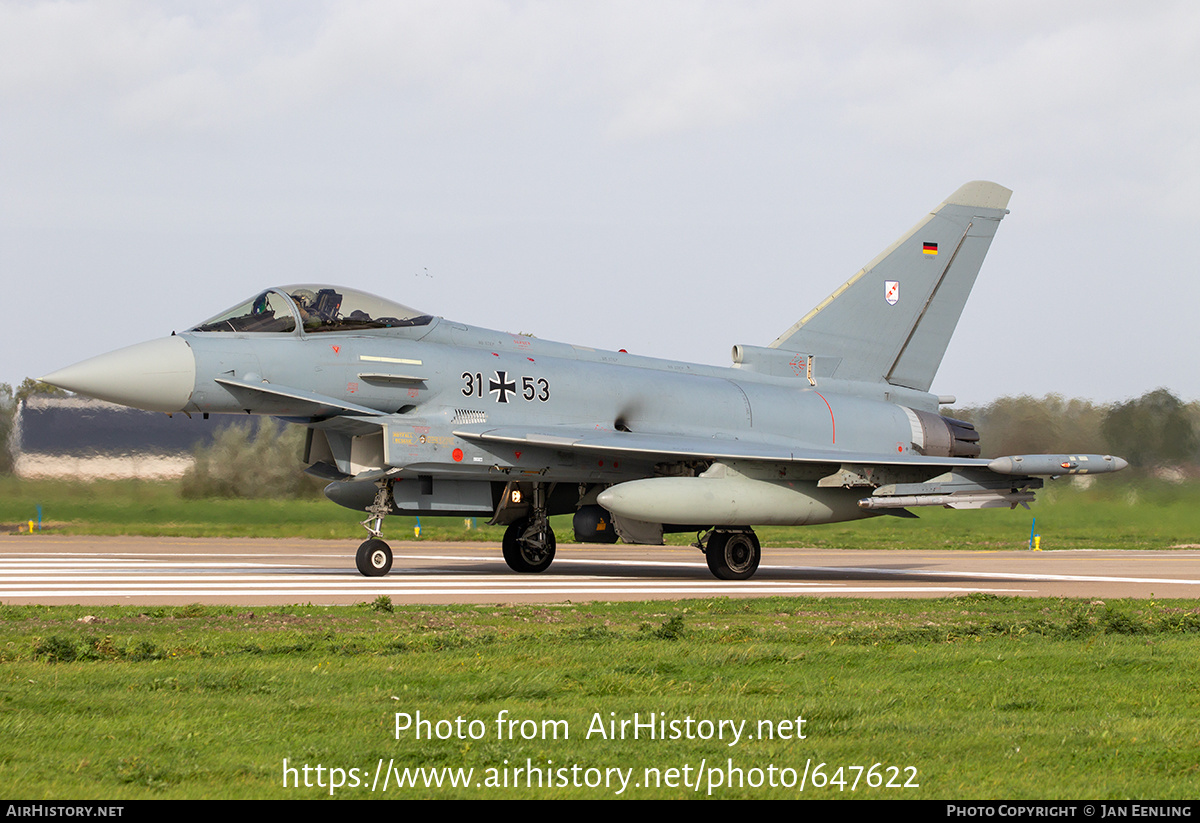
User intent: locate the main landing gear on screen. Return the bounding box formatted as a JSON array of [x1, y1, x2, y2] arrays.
[[502, 517, 556, 573], [498, 482, 556, 574], [703, 529, 762, 580]]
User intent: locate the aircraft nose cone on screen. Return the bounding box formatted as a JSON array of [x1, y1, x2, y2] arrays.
[[40, 336, 196, 413]]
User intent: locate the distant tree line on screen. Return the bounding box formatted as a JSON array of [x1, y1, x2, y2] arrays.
[[949, 388, 1200, 470]]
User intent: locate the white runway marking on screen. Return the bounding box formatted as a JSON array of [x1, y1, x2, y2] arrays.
[[3, 547, 1196, 603], [785, 564, 1200, 588], [0, 554, 1027, 601]]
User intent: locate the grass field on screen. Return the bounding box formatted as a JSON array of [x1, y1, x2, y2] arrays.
[[2, 476, 1198, 799], [1, 596, 1198, 800]]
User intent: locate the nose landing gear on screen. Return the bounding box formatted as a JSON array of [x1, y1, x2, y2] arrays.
[[356, 480, 395, 577]]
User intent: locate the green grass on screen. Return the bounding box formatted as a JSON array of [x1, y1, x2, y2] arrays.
[[3, 476, 1197, 798], [4, 475, 1200, 550], [1, 597, 1197, 799]]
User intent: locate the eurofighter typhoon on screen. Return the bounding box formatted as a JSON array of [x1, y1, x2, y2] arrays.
[[42, 182, 1127, 580]]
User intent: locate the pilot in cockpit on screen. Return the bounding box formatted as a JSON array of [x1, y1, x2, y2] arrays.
[[290, 288, 320, 331]]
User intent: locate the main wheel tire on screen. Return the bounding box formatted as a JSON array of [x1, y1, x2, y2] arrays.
[[356, 538, 393, 577], [502, 519, 556, 573], [705, 530, 761, 580]]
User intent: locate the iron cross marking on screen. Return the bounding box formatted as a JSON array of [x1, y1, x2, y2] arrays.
[[489, 370, 516, 403]]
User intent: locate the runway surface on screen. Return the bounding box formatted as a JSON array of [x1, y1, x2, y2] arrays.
[[2, 535, 1199, 605]]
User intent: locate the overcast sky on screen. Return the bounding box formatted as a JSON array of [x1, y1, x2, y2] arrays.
[[4, 1, 1198, 405]]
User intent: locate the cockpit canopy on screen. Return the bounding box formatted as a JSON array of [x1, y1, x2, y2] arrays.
[[190, 285, 433, 334]]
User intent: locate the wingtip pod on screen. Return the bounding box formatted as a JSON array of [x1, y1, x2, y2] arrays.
[[944, 181, 1013, 211], [988, 454, 1129, 476]]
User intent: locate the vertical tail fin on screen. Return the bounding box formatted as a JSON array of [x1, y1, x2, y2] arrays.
[[770, 181, 1012, 392]]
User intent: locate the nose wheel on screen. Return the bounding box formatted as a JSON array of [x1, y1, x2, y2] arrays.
[[356, 538, 393, 577]]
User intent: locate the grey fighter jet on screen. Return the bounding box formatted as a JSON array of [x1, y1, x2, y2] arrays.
[[42, 182, 1126, 580]]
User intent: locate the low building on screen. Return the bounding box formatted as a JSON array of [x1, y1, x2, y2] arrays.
[[12, 395, 241, 480]]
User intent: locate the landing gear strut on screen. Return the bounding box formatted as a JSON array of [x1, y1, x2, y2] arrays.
[[704, 529, 761, 580], [356, 480, 394, 577], [499, 483, 556, 574]]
